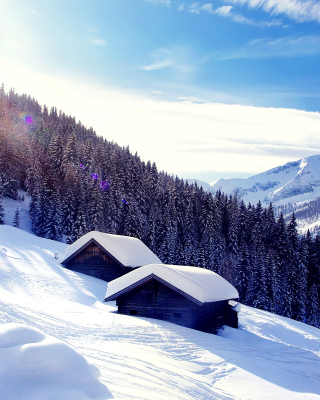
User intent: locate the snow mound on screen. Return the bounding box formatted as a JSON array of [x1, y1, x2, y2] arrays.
[[0, 323, 113, 400], [105, 263, 239, 303], [62, 230, 161, 268]]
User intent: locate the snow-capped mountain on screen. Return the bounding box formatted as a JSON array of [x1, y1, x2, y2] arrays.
[[210, 154, 320, 207], [199, 154, 320, 234]]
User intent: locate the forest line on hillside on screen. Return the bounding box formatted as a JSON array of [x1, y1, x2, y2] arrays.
[[0, 85, 319, 328]]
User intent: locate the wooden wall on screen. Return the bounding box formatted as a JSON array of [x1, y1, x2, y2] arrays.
[[116, 278, 238, 332], [117, 279, 195, 329], [64, 242, 126, 282]]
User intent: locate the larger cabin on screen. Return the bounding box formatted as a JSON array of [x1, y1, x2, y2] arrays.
[[61, 231, 161, 282], [104, 264, 239, 333]]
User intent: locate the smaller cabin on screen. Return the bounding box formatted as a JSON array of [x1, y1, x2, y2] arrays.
[[104, 264, 239, 333], [61, 231, 161, 282]]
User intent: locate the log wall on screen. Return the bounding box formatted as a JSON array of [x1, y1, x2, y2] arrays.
[[116, 278, 238, 332], [64, 242, 126, 282]]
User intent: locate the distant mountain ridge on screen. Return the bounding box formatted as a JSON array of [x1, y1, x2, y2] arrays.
[[210, 154, 320, 206], [188, 154, 320, 234]]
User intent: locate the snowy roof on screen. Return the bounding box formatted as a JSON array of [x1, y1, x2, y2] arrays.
[[61, 231, 161, 268], [104, 264, 239, 304]]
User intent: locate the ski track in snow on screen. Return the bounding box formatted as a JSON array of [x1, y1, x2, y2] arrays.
[[1, 226, 320, 399]]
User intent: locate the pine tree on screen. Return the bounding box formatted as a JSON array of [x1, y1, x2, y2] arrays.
[[13, 207, 20, 228], [306, 282, 320, 328], [49, 131, 64, 177], [87, 182, 104, 232], [293, 239, 308, 322], [0, 199, 4, 224], [61, 131, 78, 175]]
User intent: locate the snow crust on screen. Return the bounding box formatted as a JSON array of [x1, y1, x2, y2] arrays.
[[1, 225, 320, 399], [105, 263, 239, 303], [0, 323, 113, 400], [62, 231, 161, 267]]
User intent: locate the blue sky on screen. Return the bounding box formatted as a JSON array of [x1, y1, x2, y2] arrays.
[[1, 0, 320, 182]]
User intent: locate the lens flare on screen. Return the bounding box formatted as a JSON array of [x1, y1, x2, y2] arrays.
[[20, 112, 33, 124], [100, 181, 110, 190]]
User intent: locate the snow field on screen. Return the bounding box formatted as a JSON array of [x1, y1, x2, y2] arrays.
[[0, 324, 113, 400], [1, 225, 320, 399]]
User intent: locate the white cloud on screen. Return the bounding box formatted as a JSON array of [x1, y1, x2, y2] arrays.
[[215, 34, 320, 60], [31, 8, 43, 18], [141, 48, 176, 70], [184, 2, 283, 27], [215, 5, 233, 16], [189, 2, 201, 13], [145, 0, 171, 7], [141, 46, 195, 79], [1, 59, 320, 182], [201, 4, 215, 13], [91, 38, 107, 46], [223, 0, 320, 23]]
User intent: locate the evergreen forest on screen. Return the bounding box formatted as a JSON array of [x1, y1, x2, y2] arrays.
[[0, 85, 319, 328]]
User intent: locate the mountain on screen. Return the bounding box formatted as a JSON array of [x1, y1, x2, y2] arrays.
[[184, 179, 211, 191], [1, 225, 320, 399], [208, 154, 320, 234], [210, 154, 320, 206]]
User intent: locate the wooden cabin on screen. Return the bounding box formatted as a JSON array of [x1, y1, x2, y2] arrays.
[[104, 264, 239, 333], [61, 231, 161, 282]]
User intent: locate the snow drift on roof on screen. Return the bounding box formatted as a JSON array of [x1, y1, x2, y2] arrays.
[[61, 231, 161, 268], [104, 264, 239, 304]]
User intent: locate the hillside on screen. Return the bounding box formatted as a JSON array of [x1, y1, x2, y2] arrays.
[[1, 87, 320, 330], [0, 225, 320, 399]]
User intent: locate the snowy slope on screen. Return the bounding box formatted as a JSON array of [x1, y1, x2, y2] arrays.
[[2, 191, 33, 233], [210, 154, 320, 207], [1, 226, 320, 399]]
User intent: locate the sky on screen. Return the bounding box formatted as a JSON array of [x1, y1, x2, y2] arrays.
[[1, 0, 320, 183]]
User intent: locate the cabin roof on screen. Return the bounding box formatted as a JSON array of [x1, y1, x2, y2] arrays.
[[61, 231, 162, 268], [104, 264, 239, 304]]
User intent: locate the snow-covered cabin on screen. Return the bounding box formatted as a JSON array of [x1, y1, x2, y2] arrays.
[[61, 231, 161, 282], [104, 264, 239, 333]]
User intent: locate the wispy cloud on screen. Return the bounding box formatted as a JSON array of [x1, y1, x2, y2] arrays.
[[222, 0, 320, 23], [31, 8, 44, 18], [178, 2, 283, 27], [214, 34, 320, 60], [145, 0, 171, 7], [141, 46, 195, 79], [87, 27, 107, 46], [91, 38, 107, 46]]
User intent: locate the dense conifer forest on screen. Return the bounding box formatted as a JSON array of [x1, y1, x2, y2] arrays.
[[0, 85, 319, 328]]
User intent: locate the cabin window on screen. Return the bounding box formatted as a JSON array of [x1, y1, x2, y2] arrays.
[[174, 312, 182, 318], [129, 310, 137, 315], [140, 290, 154, 304]]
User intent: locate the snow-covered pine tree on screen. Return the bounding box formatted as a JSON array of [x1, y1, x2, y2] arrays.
[[49, 130, 64, 177], [0, 199, 4, 224], [13, 207, 20, 228], [293, 238, 308, 322], [61, 131, 78, 176], [87, 182, 105, 232], [306, 282, 320, 328]]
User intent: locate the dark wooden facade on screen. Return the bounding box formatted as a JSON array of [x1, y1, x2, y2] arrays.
[[115, 277, 238, 333], [62, 240, 134, 282]]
